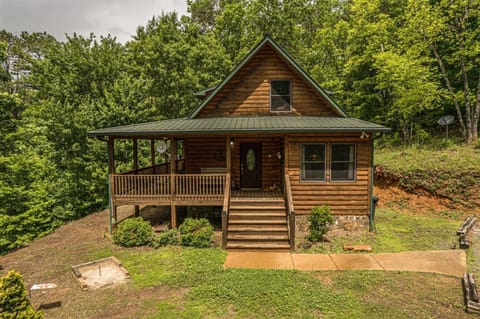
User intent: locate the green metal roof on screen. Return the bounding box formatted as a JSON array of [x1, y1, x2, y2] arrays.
[[88, 116, 390, 138], [189, 35, 349, 118]]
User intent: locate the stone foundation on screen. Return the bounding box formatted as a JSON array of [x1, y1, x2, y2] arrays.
[[295, 214, 369, 242]]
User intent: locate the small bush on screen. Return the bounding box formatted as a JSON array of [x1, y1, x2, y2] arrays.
[[0, 270, 43, 319], [152, 229, 180, 248], [307, 206, 333, 242], [112, 217, 153, 247], [178, 218, 214, 248]]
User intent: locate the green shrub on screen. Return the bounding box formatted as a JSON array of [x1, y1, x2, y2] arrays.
[[178, 218, 214, 248], [307, 206, 333, 242], [0, 270, 43, 319], [112, 217, 153, 247], [152, 229, 180, 248]]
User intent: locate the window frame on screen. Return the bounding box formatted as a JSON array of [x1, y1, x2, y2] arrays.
[[300, 143, 326, 182], [330, 143, 357, 182], [270, 79, 292, 112]]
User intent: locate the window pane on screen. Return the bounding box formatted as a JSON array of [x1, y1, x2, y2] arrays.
[[304, 162, 325, 180], [271, 95, 291, 111], [331, 162, 354, 180], [331, 144, 354, 162], [271, 80, 291, 111], [304, 144, 325, 161], [271, 81, 290, 95], [331, 144, 355, 181], [301, 144, 325, 181]]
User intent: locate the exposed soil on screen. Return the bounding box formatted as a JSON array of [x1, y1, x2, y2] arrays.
[[375, 177, 480, 216], [0, 206, 186, 319]]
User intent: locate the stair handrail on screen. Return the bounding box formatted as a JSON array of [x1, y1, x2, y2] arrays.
[[222, 173, 231, 249], [284, 174, 295, 249]]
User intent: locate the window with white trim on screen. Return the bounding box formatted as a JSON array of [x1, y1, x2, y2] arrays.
[[270, 80, 291, 112], [301, 144, 325, 181], [330, 144, 356, 181]]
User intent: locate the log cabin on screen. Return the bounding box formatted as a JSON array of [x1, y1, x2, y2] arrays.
[[88, 36, 390, 250]]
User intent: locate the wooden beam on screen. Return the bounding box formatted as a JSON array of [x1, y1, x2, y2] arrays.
[[133, 138, 140, 217], [151, 139, 156, 174], [108, 137, 115, 174], [284, 135, 289, 175], [170, 138, 177, 228], [226, 137, 231, 174]]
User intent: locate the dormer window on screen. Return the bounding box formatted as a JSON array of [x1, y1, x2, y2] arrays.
[[270, 80, 291, 112]]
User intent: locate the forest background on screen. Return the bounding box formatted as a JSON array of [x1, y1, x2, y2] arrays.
[[0, 0, 479, 254]]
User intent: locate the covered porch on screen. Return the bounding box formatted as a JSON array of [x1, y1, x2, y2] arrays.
[[104, 134, 294, 249]]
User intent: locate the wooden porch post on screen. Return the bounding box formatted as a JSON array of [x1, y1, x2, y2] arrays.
[[107, 137, 116, 232], [226, 136, 231, 173], [284, 135, 289, 175], [170, 138, 177, 228], [150, 139, 156, 174], [133, 138, 140, 217]]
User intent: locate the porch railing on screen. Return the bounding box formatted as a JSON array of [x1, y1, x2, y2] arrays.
[[111, 173, 226, 203], [284, 174, 295, 249], [113, 174, 170, 201], [175, 174, 226, 200]]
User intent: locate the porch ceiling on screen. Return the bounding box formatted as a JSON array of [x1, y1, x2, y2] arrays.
[[88, 116, 390, 138]]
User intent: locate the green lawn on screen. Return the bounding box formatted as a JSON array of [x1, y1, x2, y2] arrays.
[[305, 208, 462, 254], [85, 246, 467, 319]]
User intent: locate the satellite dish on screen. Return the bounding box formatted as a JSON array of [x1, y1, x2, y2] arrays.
[[156, 141, 167, 154], [437, 115, 455, 126], [437, 115, 455, 139]]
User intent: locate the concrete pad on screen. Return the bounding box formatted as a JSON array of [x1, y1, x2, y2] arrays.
[[330, 254, 383, 270], [224, 251, 294, 269], [373, 250, 466, 278], [292, 254, 338, 271]]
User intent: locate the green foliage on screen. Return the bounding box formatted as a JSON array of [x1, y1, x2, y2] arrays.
[[0, 270, 43, 319], [178, 218, 214, 248], [112, 217, 153, 247], [152, 229, 180, 248], [306, 206, 333, 242]]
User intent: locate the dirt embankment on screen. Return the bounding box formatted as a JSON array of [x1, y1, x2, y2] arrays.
[[375, 167, 480, 215]]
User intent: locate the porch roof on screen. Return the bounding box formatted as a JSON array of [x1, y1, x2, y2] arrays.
[[88, 116, 390, 138]]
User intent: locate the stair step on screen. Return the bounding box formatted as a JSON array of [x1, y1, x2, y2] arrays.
[[228, 219, 287, 225], [228, 225, 288, 232], [230, 199, 285, 206], [226, 241, 291, 250], [230, 206, 286, 210], [228, 234, 289, 241]]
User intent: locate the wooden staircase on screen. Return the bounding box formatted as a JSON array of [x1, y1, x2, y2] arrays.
[[226, 197, 290, 250]]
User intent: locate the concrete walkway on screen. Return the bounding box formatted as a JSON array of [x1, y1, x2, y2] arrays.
[[224, 250, 467, 277]]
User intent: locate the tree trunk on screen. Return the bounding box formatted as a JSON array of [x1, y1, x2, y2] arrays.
[[430, 43, 468, 141]]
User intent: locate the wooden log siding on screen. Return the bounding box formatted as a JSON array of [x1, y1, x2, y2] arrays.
[[196, 43, 338, 118], [184, 138, 226, 173], [287, 134, 372, 216]]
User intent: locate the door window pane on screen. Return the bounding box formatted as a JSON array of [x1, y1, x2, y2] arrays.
[[246, 148, 255, 171]]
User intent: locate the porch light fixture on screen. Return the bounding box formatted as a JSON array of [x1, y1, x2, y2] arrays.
[[360, 132, 370, 139], [277, 152, 282, 159], [230, 138, 234, 146]]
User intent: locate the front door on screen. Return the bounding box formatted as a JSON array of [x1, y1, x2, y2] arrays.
[[240, 143, 262, 189]]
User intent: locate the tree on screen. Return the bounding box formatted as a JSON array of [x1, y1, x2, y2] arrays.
[[405, 0, 480, 143], [0, 270, 43, 318]]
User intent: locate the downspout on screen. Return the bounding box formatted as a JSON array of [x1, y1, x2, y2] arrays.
[[369, 133, 383, 231]]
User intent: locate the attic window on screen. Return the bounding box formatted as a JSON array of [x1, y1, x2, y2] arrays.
[[270, 80, 291, 112]]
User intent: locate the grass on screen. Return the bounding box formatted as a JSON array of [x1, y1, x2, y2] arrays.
[[304, 208, 461, 254], [103, 246, 468, 319], [375, 143, 480, 207]]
